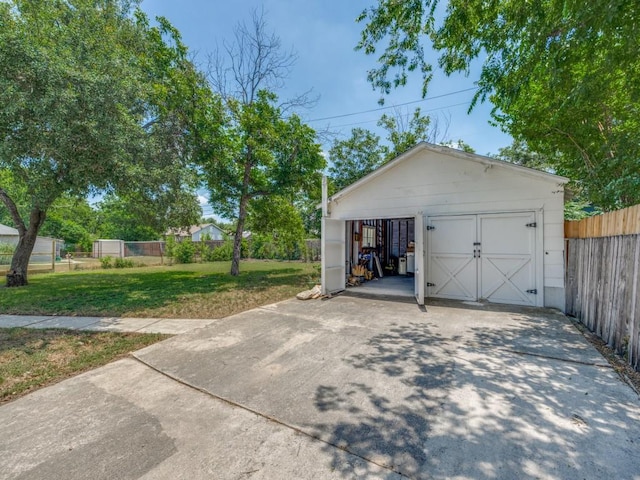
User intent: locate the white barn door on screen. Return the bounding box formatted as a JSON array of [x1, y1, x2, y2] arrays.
[[427, 215, 477, 301], [321, 217, 345, 295], [427, 213, 538, 306], [414, 214, 425, 305], [478, 212, 537, 306]]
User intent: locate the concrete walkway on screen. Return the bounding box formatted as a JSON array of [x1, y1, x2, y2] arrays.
[[0, 314, 217, 334]]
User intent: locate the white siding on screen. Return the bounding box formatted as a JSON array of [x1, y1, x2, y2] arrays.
[[328, 147, 567, 310]]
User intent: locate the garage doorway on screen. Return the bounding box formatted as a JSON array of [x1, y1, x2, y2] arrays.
[[344, 217, 417, 299], [426, 212, 539, 306]]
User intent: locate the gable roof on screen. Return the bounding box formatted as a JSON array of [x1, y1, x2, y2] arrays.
[[166, 223, 226, 237], [329, 142, 569, 203], [0, 223, 19, 235]]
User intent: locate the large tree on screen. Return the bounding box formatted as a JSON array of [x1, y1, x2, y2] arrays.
[[205, 12, 324, 276], [0, 0, 213, 285], [328, 106, 447, 192], [357, 0, 640, 210], [205, 90, 324, 275]]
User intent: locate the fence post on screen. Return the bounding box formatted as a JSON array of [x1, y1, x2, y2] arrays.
[[51, 240, 55, 272]]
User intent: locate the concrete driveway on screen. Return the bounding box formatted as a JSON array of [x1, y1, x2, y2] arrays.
[[1, 295, 639, 479]]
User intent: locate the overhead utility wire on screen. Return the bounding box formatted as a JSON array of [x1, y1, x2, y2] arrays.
[[307, 86, 478, 123], [326, 100, 473, 130]]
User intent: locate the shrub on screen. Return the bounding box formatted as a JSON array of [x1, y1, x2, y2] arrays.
[[114, 258, 135, 268], [210, 241, 233, 261], [100, 256, 113, 269], [164, 236, 176, 263], [174, 239, 195, 264]]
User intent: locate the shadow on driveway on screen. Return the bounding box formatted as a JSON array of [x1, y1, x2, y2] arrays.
[[134, 295, 640, 479]]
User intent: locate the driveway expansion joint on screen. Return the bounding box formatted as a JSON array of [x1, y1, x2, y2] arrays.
[[130, 353, 413, 479]]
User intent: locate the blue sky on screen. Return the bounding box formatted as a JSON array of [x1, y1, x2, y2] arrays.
[[141, 0, 512, 216]]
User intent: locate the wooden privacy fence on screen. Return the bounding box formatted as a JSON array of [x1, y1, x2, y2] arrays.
[[565, 205, 640, 371], [565, 204, 640, 238]]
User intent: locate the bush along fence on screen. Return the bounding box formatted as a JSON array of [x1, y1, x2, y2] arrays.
[[565, 204, 640, 371]]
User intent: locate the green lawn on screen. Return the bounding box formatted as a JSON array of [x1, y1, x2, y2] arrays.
[[0, 260, 319, 319]]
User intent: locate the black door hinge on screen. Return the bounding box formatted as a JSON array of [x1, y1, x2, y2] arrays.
[[427, 282, 436, 287], [526, 289, 538, 294], [526, 222, 537, 228], [426, 225, 435, 231]]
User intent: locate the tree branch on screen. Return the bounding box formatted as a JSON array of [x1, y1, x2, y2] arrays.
[[0, 187, 26, 235]]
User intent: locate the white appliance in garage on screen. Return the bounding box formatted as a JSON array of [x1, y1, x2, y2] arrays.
[[406, 252, 415, 273], [426, 212, 538, 306]]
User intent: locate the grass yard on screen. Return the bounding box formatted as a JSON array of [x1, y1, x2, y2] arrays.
[[0, 328, 168, 404], [0, 260, 319, 319], [0, 260, 318, 403]]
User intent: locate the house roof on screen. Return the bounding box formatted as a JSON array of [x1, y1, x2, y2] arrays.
[[166, 223, 225, 237], [0, 223, 19, 235], [329, 142, 570, 203], [0, 223, 63, 242]]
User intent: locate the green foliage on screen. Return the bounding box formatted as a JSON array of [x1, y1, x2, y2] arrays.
[[377, 107, 433, 158], [96, 194, 162, 241], [39, 197, 95, 251], [113, 258, 135, 269], [0, 242, 14, 265], [164, 235, 176, 261], [100, 256, 114, 269], [209, 241, 234, 262], [247, 196, 306, 260], [564, 201, 602, 221], [0, 0, 217, 283], [357, 0, 640, 210], [441, 140, 475, 154], [328, 128, 387, 192], [493, 140, 554, 172], [328, 107, 438, 193], [173, 240, 195, 264], [204, 90, 325, 273]]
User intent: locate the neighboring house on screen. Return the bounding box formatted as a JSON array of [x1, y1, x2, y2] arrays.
[[0, 223, 64, 262], [321, 142, 568, 310], [166, 224, 226, 242], [192, 224, 226, 241]]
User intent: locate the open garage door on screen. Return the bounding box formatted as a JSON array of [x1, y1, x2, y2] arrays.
[[414, 214, 425, 305], [427, 212, 539, 306], [321, 217, 345, 295]]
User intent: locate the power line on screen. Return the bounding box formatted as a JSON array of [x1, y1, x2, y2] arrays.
[[324, 100, 472, 130], [307, 87, 478, 123]]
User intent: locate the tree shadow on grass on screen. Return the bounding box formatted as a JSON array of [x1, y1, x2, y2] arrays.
[[0, 267, 308, 317], [312, 310, 640, 479]]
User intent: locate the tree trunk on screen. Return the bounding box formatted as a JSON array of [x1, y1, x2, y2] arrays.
[[231, 195, 249, 276], [5, 209, 46, 287]]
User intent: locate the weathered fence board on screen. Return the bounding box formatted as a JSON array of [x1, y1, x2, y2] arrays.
[[566, 235, 640, 370], [565, 204, 640, 238]]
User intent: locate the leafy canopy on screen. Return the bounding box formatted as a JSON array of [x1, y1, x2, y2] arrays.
[[357, 0, 640, 210], [0, 0, 214, 284]]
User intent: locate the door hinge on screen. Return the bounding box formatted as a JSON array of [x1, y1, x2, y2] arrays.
[[526, 222, 537, 228], [426, 282, 436, 287], [426, 225, 435, 231], [526, 289, 538, 294]]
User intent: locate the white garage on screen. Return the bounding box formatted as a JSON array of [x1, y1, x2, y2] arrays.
[[321, 142, 568, 310]]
